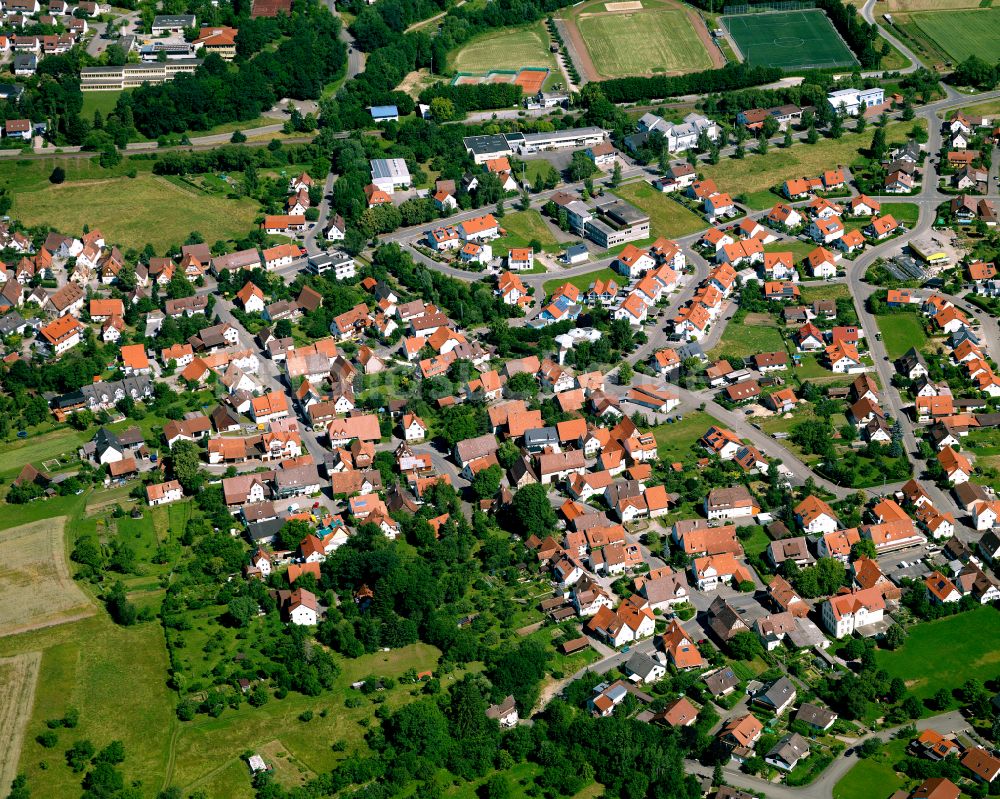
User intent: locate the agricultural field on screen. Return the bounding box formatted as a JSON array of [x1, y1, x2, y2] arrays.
[[573, 2, 715, 77], [910, 7, 1000, 64], [0, 157, 156, 194], [543, 266, 618, 297], [875, 606, 1000, 700], [0, 518, 93, 638], [722, 9, 858, 70], [450, 21, 557, 73], [611, 181, 706, 239], [887, 0, 982, 9], [874, 313, 929, 359], [0, 652, 41, 797], [7, 617, 178, 799], [11, 174, 260, 252]]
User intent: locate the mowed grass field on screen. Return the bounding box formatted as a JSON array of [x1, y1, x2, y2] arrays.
[[575, 6, 714, 77], [911, 8, 1000, 64], [875, 606, 1000, 700], [451, 21, 557, 72], [723, 9, 858, 69], [0, 652, 41, 797], [11, 174, 259, 251], [612, 181, 706, 238], [0, 518, 93, 638], [875, 313, 928, 360], [80, 90, 126, 119]]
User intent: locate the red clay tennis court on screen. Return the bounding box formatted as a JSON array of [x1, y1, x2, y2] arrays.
[[513, 68, 548, 94]]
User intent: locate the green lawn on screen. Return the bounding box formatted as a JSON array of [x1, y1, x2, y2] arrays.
[[611, 182, 706, 239], [912, 7, 1000, 63], [875, 313, 928, 359], [790, 353, 850, 386], [80, 90, 127, 119], [708, 313, 786, 361], [741, 525, 770, 558], [451, 21, 557, 72], [574, 4, 714, 77], [832, 742, 906, 799], [543, 267, 618, 297], [652, 410, 722, 462], [875, 606, 1000, 700], [494, 210, 562, 255], [764, 240, 815, 262], [11, 174, 260, 251], [882, 202, 920, 228]]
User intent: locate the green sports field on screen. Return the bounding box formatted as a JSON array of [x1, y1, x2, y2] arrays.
[[911, 8, 1000, 64], [575, 7, 714, 77], [722, 9, 859, 69]]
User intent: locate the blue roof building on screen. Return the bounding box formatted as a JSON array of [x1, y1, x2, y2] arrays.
[[370, 105, 399, 122]]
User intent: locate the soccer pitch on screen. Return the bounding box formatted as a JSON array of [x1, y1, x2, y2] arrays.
[[575, 7, 715, 76], [722, 9, 859, 70], [911, 8, 1000, 64]]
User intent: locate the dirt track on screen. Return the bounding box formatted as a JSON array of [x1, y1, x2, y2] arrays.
[[0, 651, 42, 797], [686, 3, 727, 69]]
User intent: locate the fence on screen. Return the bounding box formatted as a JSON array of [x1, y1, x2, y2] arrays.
[[723, 1, 815, 14]]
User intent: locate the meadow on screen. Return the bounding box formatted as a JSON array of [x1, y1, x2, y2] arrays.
[[700, 121, 925, 210], [611, 181, 706, 238], [875, 606, 1000, 700], [11, 174, 260, 251], [708, 312, 786, 360], [493, 209, 563, 258]]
